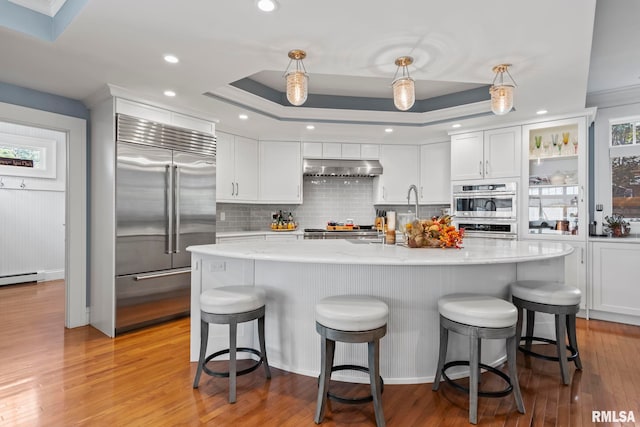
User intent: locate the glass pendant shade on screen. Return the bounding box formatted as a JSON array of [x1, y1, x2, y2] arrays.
[[392, 77, 415, 111], [489, 64, 516, 115], [490, 84, 514, 115], [286, 70, 308, 106]]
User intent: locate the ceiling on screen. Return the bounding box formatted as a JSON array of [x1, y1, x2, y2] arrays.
[[0, 0, 636, 143]]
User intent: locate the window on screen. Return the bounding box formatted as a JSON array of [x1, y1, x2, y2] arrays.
[[609, 118, 640, 219], [0, 133, 56, 179]]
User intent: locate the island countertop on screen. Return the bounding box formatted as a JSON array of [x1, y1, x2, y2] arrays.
[[188, 238, 573, 266]]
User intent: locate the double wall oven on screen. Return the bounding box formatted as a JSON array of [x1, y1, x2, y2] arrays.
[[452, 182, 518, 239]]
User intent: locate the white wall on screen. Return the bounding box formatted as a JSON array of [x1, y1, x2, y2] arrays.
[[0, 121, 66, 282]]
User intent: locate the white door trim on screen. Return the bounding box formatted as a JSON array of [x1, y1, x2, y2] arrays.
[[0, 102, 87, 328]]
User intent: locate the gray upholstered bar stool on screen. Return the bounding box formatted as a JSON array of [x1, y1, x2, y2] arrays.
[[193, 286, 271, 403], [510, 280, 582, 385], [314, 295, 388, 427], [432, 294, 525, 425]]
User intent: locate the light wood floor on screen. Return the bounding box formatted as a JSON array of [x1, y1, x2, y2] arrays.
[[1, 280, 639, 426]]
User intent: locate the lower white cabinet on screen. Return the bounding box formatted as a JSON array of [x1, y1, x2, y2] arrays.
[[216, 235, 265, 244], [419, 142, 450, 204], [375, 145, 419, 204], [259, 141, 302, 203], [591, 241, 640, 317], [564, 241, 587, 311]]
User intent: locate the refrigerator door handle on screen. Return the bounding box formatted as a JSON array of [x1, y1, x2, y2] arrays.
[[174, 165, 180, 253], [134, 267, 191, 281], [166, 164, 174, 254]]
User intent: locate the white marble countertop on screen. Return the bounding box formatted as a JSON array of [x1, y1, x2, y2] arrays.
[[188, 238, 573, 266], [588, 234, 640, 243]]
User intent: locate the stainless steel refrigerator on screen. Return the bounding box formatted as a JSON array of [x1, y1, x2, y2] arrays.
[[115, 114, 216, 334]]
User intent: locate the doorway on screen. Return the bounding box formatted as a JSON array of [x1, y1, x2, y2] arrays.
[[0, 102, 87, 328]]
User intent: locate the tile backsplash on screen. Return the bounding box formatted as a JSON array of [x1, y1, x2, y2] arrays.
[[216, 176, 448, 232]]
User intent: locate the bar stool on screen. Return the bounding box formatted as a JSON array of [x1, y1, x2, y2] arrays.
[[193, 285, 271, 403], [432, 293, 525, 425], [509, 280, 582, 385], [314, 295, 388, 427]]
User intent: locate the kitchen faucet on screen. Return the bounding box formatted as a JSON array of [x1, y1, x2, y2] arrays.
[[407, 184, 419, 219]]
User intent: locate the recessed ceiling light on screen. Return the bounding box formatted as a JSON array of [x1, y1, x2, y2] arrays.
[[163, 55, 179, 64], [257, 0, 277, 12], [536, 109, 548, 115], [238, 113, 249, 120], [164, 90, 176, 97], [306, 125, 315, 130], [384, 128, 394, 133], [451, 124, 462, 128]]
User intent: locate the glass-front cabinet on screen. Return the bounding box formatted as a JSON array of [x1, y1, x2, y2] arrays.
[[521, 117, 588, 240]]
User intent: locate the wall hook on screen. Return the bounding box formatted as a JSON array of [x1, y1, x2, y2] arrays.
[[20, 179, 26, 189]]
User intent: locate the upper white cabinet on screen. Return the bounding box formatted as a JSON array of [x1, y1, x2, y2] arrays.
[[419, 142, 451, 204], [259, 141, 302, 203], [520, 116, 588, 241], [216, 132, 258, 202], [302, 142, 378, 159], [375, 145, 419, 204], [115, 98, 215, 134], [450, 126, 521, 181]]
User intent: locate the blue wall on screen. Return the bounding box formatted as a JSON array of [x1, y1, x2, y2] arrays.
[[0, 81, 89, 119]]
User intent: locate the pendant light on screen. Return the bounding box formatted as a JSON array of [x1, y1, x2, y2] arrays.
[[284, 49, 308, 106], [392, 56, 415, 111], [490, 64, 517, 115]]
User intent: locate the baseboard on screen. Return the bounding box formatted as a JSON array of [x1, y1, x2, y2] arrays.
[[41, 269, 64, 281]]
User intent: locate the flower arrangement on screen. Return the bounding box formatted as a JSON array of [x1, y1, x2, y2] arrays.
[[604, 213, 630, 237], [405, 215, 464, 248]]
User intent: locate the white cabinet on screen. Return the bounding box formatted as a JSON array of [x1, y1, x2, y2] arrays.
[[591, 241, 640, 318], [419, 142, 450, 204], [520, 117, 588, 241], [375, 145, 419, 204], [115, 98, 215, 134], [564, 241, 587, 311], [450, 126, 521, 181], [302, 142, 322, 158], [303, 142, 378, 159], [361, 144, 380, 159], [216, 132, 258, 202], [259, 141, 302, 203], [216, 235, 265, 244], [322, 143, 342, 158]]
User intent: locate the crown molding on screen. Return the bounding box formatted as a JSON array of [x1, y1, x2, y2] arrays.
[[587, 85, 640, 109]]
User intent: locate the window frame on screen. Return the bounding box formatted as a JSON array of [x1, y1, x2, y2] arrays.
[[0, 132, 57, 179], [608, 116, 640, 220]]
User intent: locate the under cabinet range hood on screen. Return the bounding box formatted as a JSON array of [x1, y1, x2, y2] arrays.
[[303, 159, 383, 177]]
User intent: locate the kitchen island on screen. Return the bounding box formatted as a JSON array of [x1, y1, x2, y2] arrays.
[[188, 239, 573, 384]]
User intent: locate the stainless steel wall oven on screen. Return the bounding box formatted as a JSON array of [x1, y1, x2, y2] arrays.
[[452, 182, 518, 239]]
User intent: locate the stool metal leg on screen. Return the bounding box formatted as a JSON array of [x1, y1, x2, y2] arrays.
[[566, 314, 582, 370], [432, 322, 449, 391], [193, 320, 209, 388], [469, 331, 479, 425], [258, 314, 272, 379], [524, 309, 535, 352], [315, 336, 335, 424], [556, 314, 570, 385], [506, 335, 525, 414], [228, 320, 238, 403], [368, 339, 385, 427]]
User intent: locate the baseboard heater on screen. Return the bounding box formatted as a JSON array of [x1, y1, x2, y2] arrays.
[[0, 272, 42, 286]]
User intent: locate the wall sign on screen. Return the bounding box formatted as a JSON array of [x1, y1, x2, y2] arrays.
[[0, 157, 34, 167]]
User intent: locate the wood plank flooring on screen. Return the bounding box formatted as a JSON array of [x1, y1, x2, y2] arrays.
[[1, 280, 639, 426]]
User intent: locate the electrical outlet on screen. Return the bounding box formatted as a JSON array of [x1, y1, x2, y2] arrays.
[[208, 261, 226, 272], [220, 212, 225, 221]]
